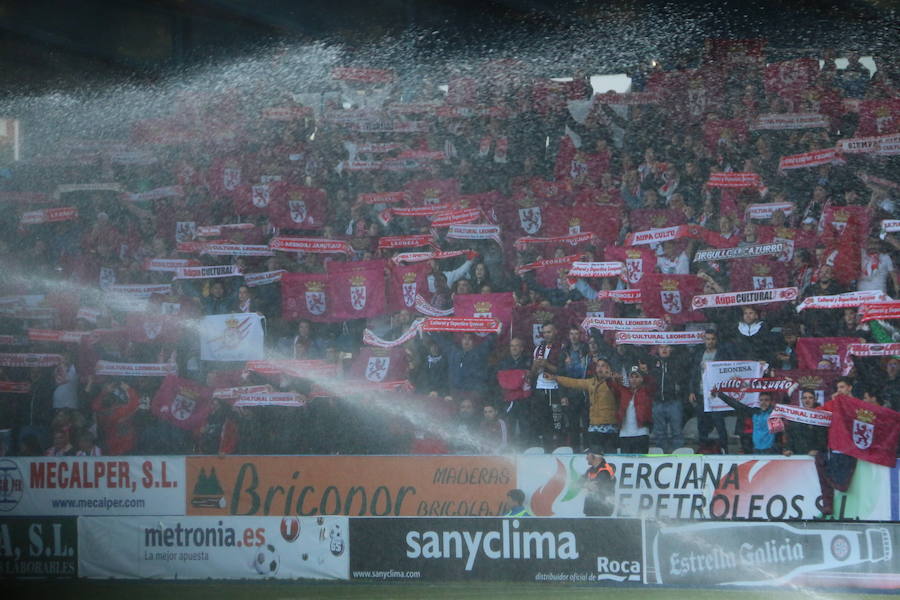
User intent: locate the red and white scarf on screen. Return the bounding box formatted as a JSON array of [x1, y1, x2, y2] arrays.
[[614, 331, 705, 345], [414, 294, 454, 317], [244, 270, 286, 287], [212, 384, 273, 401], [53, 182, 122, 199], [445, 224, 502, 245], [514, 232, 595, 249], [745, 201, 794, 220], [750, 113, 828, 130], [691, 287, 798, 310], [246, 359, 338, 378], [234, 392, 306, 407], [20, 207, 78, 225], [0, 381, 31, 394], [76, 307, 101, 323], [715, 378, 796, 393], [174, 265, 242, 279], [515, 255, 580, 275], [706, 172, 764, 190], [429, 208, 482, 228], [196, 223, 255, 237], [837, 133, 900, 155], [108, 284, 172, 298], [94, 361, 177, 376], [567, 261, 624, 279], [122, 186, 183, 202], [143, 258, 199, 272], [362, 319, 426, 348], [0, 353, 63, 367], [358, 191, 408, 205], [269, 237, 352, 255], [770, 404, 832, 427], [796, 290, 889, 312], [880, 219, 900, 238], [202, 243, 274, 256], [391, 250, 468, 265], [846, 343, 900, 357], [594, 289, 643, 304], [778, 148, 841, 171], [858, 302, 900, 323], [377, 234, 434, 249], [422, 317, 501, 334], [581, 317, 665, 332], [27, 329, 92, 343]]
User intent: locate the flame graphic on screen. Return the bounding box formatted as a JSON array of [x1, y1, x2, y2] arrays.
[[529, 458, 566, 516]]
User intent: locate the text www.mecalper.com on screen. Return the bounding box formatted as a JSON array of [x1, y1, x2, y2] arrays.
[[353, 570, 422, 580], [50, 497, 147, 510]]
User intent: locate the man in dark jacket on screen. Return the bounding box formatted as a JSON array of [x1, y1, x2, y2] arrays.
[[430, 330, 498, 401], [647, 344, 689, 453], [495, 337, 533, 445], [689, 330, 731, 453]]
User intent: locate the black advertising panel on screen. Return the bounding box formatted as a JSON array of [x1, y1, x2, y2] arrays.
[[0, 517, 77, 579], [349, 517, 643, 583], [645, 520, 900, 590]]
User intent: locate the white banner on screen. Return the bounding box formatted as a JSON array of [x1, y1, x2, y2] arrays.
[[703, 360, 767, 412], [243, 270, 285, 287], [95, 361, 177, 377], [581, 317, 665, 332], [78, 516, 349, 580], [614, 331, 705, 345], [199, 313, 265, 362], [750, 113, 828, 130], [514, 454, 891, 520], [0, 456, 184, 515], [796, 291, 890, 312], [174, 265, 242, 279], [745, 202, 794, 220], [234, 392, 306, 407], [567, 261, 624, 278], [691, 287, 798, 310]]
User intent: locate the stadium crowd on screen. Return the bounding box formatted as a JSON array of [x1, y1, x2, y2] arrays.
[[0, 40, 898, 458]]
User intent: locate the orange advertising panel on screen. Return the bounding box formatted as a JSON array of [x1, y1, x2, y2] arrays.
[[186, 456, 516, 517]]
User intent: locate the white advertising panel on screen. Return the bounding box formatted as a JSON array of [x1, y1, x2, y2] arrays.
[[78, 516, 349, 580], [0, 456, 184, 516]]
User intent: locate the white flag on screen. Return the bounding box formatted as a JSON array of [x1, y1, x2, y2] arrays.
[[199, 313, 265, 362], [702, 360, 768, 412]]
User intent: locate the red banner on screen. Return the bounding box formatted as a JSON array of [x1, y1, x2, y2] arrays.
[[822, 394, 900, 467], [151, 375, 213, 433], [0, 381, 31, 393], [638, 274, 705, 324], [348, 346, 410, 384], [0, 353, 63, 367], [453, 293, 515, 336], [328, 261, 388, 320], [795, 337, 860, 371], [281, 273, 331, 322], [268, 186, 327, 230]]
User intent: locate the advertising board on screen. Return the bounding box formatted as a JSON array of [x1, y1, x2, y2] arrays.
[[349, 517, 643, 583], [185, 456, 514, 517], [78, 516, 348, 580], [0, 457, 185, 516], [0, 517, 77, 579]]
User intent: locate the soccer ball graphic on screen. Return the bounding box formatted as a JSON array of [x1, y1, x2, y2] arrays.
[[253, 543, 280, 576]]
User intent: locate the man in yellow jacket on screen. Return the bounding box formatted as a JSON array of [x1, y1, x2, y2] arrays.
[[547, 359, 619, 453]]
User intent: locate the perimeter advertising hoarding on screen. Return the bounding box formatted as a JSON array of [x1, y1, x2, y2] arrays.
[[644, 520, 900, 590], [185, 456, 515, 517], [0, 517, 77, 579], [516, 455, 895, 521], [0, 457, 185, 516], [78, 516, 349, 580], [349, 517, 643, 583]]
